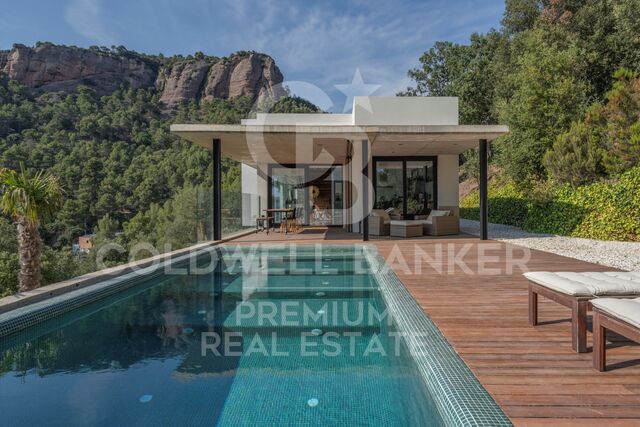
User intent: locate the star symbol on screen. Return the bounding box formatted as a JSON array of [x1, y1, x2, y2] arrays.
[[334, 68, 381, 113]]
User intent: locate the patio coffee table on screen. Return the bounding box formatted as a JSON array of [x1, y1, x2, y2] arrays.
[[390, 220, 423, 238]]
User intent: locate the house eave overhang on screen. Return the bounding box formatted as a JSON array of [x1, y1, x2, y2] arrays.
[[171, 123, 508, 137], [169, 123, 509, 164]]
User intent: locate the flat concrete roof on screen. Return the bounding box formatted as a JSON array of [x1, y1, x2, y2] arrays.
[[171, 123, 508, 136], [170, 123, 508, 164]]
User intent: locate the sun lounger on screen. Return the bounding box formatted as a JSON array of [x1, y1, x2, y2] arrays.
[[525, 271, 640, 352], [592, 298, 640, 371]]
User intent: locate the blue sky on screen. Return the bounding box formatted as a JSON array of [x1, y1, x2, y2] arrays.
[[1, 0, 505, 110]]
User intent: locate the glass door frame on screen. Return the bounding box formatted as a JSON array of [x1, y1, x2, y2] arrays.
[[372, 156, 438, 219], [267, 163, 343, 226]]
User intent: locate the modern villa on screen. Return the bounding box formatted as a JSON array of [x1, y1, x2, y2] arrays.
[[171, 96, 507, 241], [2, 96, 640, 426]]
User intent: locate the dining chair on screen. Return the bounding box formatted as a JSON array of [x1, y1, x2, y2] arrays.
[[256, 212, 272, 234]]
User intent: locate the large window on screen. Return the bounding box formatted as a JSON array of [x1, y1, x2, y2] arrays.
[[373, 160, 403, 215], [307, 165, 343, 226], [373, 157, 437, 219], [270, 166, 306, 225], [406, 160, 436, 216], [268, 164, 343, 226]]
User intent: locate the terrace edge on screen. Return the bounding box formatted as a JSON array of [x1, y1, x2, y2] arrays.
[[364, 246, 512, 427]]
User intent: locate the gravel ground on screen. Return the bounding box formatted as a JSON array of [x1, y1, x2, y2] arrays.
[[460, 219, 640, 271]]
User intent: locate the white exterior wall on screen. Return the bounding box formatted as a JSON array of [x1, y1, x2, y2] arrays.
[[242, 113, 352, 125], [241, 163, 268, 226], [242, 97, 459, 126], [437, 155, 459, 209], [353, 97, 458, 125]]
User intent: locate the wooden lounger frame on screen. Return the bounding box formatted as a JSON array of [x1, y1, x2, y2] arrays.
[[593, 308, 640, 371], [529, 280, 639, 353], [528, 281, 592, 353]]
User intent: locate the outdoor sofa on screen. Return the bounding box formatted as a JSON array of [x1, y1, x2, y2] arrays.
[[370, 209, 391, 236], [592, 297, 640, 371], [422, 209, 459, 236], [525, 271, 640, 353]]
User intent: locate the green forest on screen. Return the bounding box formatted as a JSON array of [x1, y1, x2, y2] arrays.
[[402, 0, 640, 239], [2, 0, 640, 296], [0, 77, 317, 295]]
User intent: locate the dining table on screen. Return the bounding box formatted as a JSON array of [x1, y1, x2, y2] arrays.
[[263, 208, 295, 233]]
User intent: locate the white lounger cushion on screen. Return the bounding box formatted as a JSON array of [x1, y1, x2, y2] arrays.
[[524, 271, 640, 297], [592, 297, 640, 329]]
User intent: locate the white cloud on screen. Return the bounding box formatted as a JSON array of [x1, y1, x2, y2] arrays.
[[65, 0, 116, 46], [225, 0, 503, 101], [58, 0, 503, 106]]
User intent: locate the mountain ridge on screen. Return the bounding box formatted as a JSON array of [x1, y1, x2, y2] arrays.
[[0, 42, 284, 110]]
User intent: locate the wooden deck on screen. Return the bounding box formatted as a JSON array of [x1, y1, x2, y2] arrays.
[[234, 227, 640, 426]]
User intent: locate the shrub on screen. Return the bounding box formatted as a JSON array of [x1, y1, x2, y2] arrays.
[[544, 118, 605, 187], [0, 251, 19, 297], [460, 181, 528, 227], [460, 166, 640, 241]]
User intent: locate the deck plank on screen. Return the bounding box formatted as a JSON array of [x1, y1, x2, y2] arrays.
[[233, 227, 640, 425]]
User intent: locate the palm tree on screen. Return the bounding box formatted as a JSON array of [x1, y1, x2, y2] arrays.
[[0, 164, 63, 291]]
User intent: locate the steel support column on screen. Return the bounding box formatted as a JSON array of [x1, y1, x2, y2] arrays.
[[362, 139, 369, 241], [479, 139, 488, 240], [213, 138, 222, 241]]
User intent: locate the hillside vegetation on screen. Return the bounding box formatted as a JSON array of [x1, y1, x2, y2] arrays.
[[403, 0, 640, 239], [0, 75, 316, 296], [461, 166, 640, 241]]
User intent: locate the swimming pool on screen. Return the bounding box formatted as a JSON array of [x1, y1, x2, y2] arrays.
[[0, 244, 510, 426]]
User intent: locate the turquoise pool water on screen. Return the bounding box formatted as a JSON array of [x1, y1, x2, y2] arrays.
[[0, 245, 444, 426]]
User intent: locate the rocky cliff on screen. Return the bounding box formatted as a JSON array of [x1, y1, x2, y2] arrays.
[[0, 43, 284, 110], [156, 52, 284, 110], [1, 43, 157, 96], [0, 50, 8, 71]]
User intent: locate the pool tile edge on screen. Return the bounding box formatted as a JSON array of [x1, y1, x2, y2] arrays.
[[364, 246, 512, 427]]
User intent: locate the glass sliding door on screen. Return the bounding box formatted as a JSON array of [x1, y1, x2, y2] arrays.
[[270, 166, 306, 224], [406, 160, 435, 216], [269, 164, 344, 226], [373, 157, 437, 219], [374, 161, 403, 216], [307, 165, 343, 226]]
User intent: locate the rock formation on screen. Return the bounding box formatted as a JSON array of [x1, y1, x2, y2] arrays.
[[0, 43, 157, 96], [156, 59, 210, 108], [1, 43, 284, 110], [157, 53, 284, 110]]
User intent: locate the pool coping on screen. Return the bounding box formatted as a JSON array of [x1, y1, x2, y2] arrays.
[[0, 245, 226, 337], [0, 229, 255, 315], [0, 238, 355, 337], [363, 246, 512, 427]]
